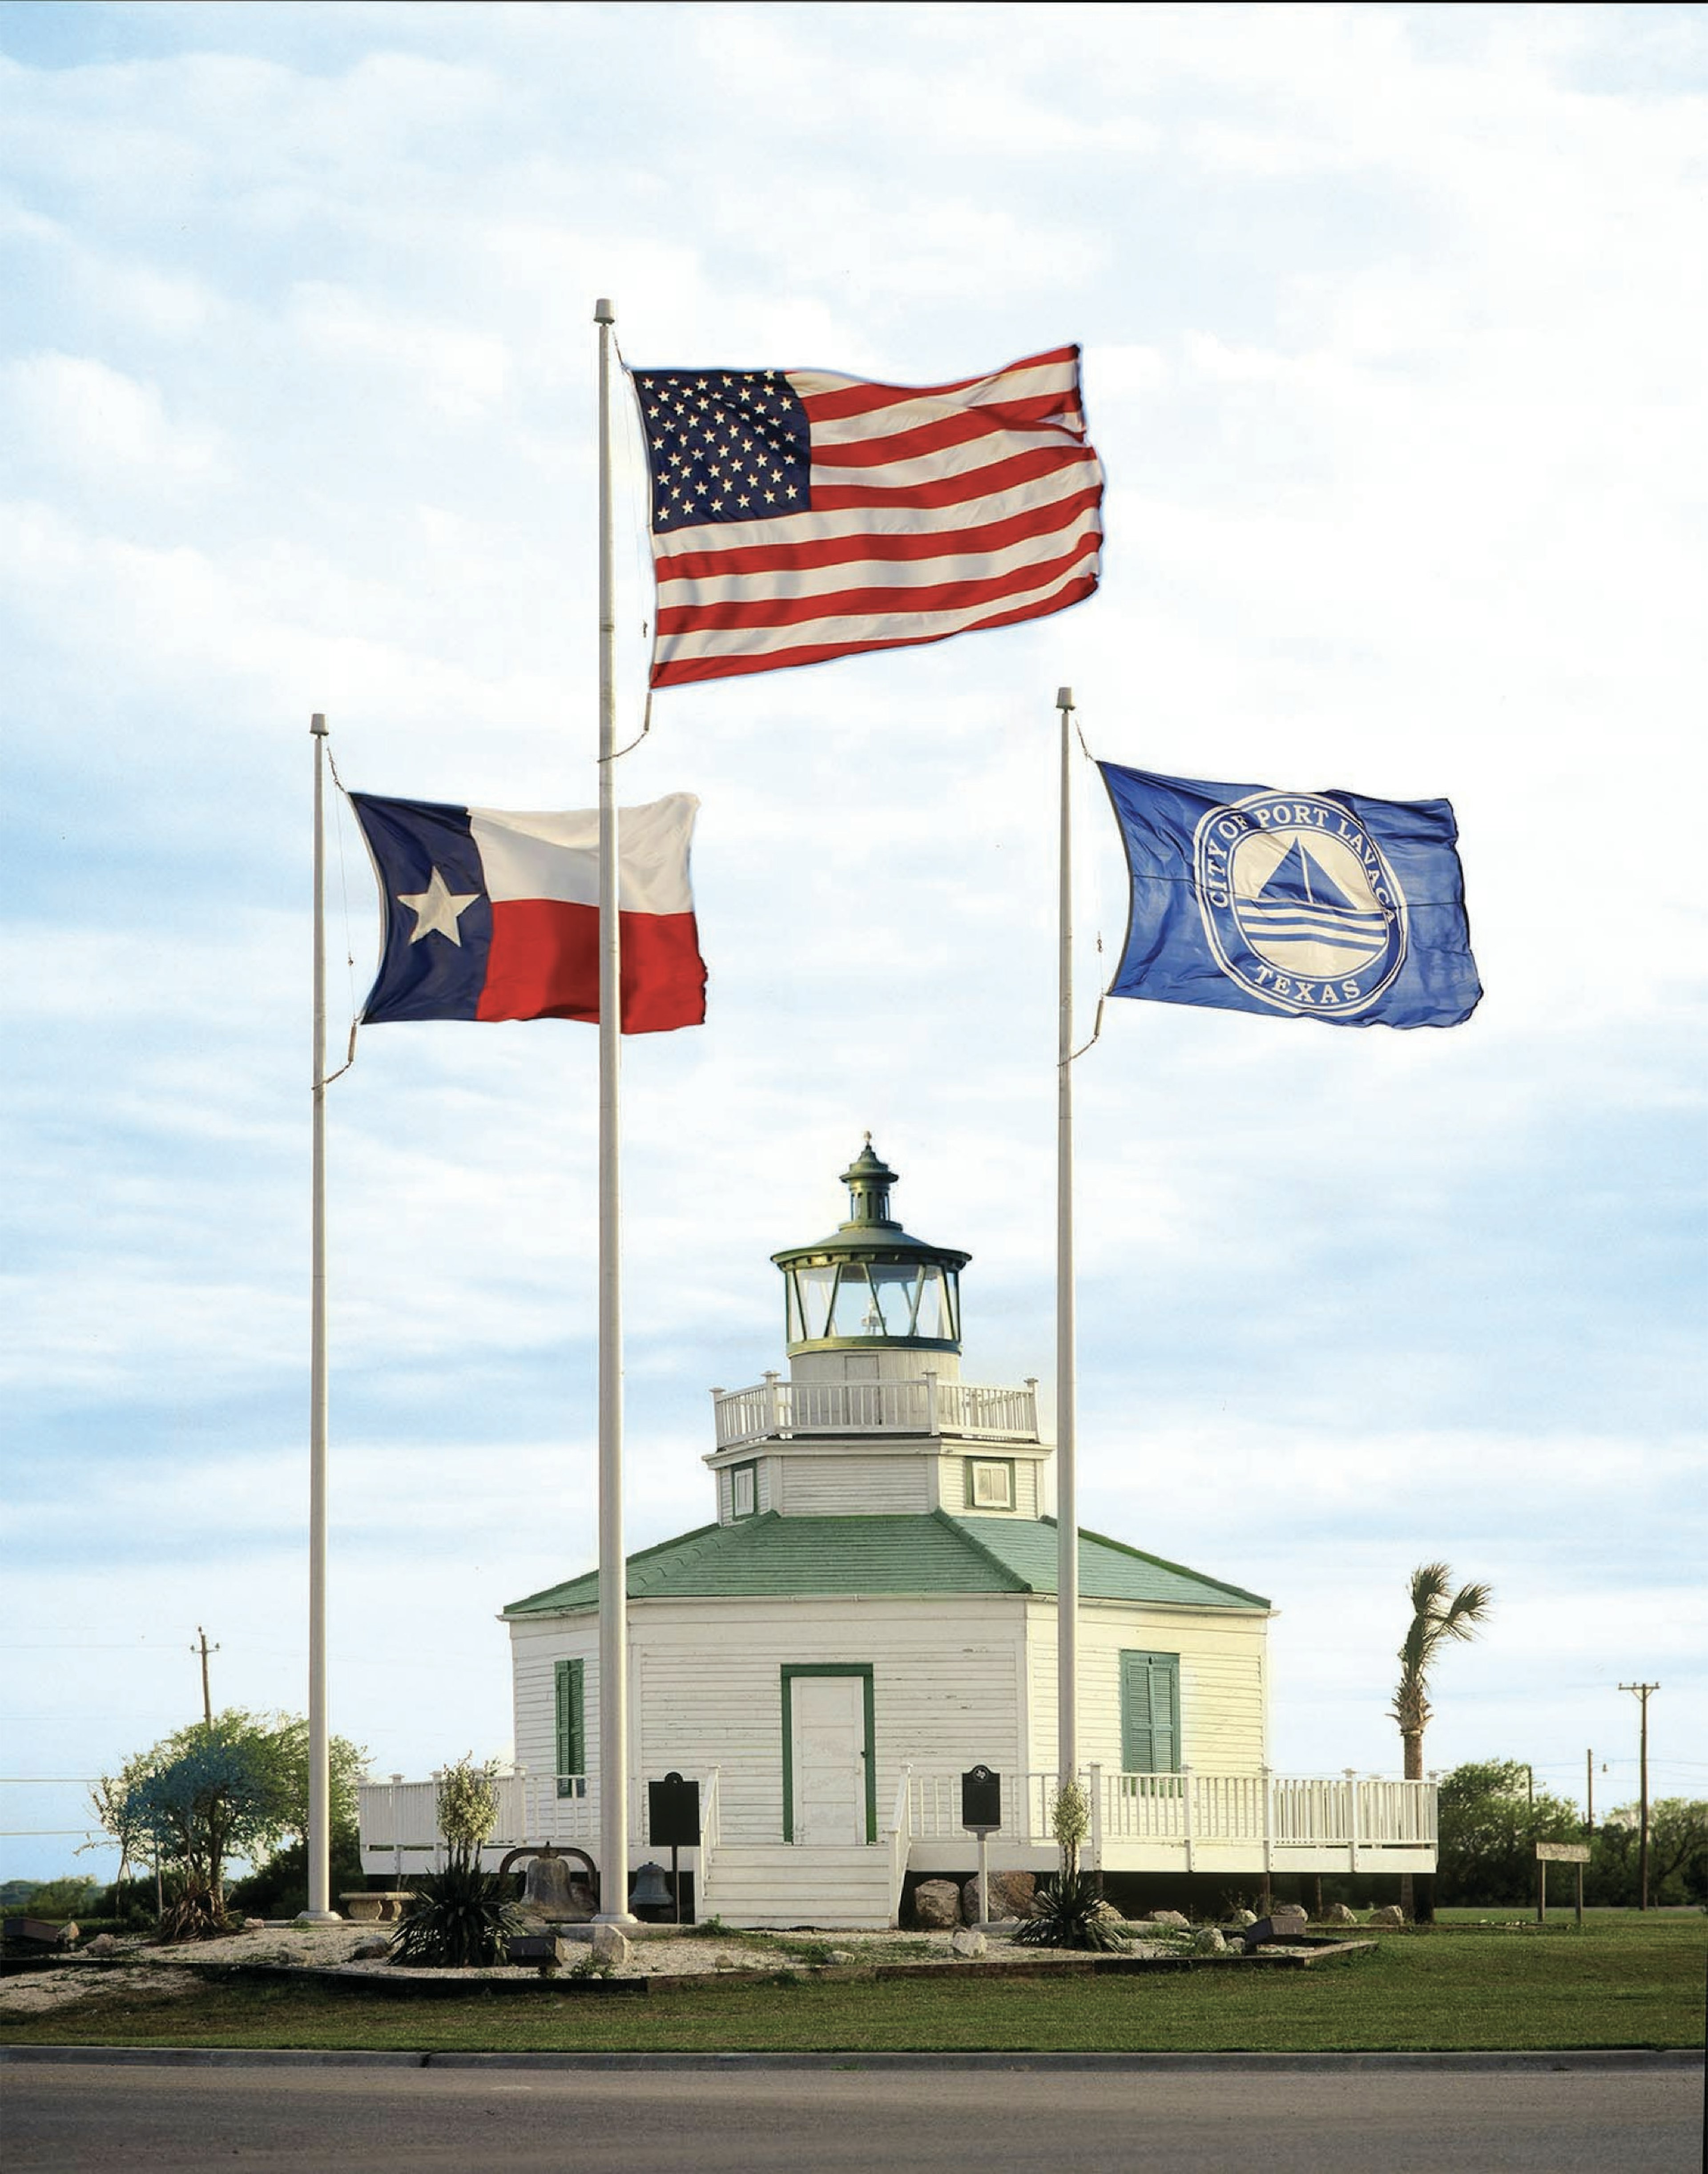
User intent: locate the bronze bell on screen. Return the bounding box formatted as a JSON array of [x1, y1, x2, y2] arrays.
[[629, 1860, 674, 1919]]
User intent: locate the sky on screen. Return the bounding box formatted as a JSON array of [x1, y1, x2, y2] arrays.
[[3, 1, 1704, 1884]]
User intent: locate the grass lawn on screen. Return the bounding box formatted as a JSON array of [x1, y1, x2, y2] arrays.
[[4, 1915, 1703, 2054]]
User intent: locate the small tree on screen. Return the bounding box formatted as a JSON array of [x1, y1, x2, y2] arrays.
[[1436, 1760, 1584, 1904], [92, 1710, 369, 1926], [1590, 1799, 1708, 1908], [124, 1731, 287, 1938]]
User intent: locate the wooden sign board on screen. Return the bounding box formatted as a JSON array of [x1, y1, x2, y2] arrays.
[[1534, 1841, 1591, 1863]]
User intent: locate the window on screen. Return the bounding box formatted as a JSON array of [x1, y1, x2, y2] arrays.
[[1120, 1650, 1181, 1774], [554, 1658, 586, 1798], [730, 1462, 757, 1518], [967, 1458, 1015, 1510]]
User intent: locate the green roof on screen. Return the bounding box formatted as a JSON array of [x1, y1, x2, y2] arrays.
[[503, 1512, 1269, 1617]]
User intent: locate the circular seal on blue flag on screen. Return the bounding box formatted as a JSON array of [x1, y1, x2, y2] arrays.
[[1192, 791, 1407, 1016]]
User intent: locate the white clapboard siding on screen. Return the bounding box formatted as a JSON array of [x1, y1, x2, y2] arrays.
[[634, 1597, 1029, 1843], [510, 1613, 601, 1791], [773, 1454, 933, 1516], [703, 1844, 897, 1930], [1023, 1598, 1269, 1774]]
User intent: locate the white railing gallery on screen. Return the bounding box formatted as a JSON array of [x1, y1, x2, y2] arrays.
[[713, 1373, 1039, 1449], [902, 1770, 1437, 1872], [361, 1766, 1435, 1876]]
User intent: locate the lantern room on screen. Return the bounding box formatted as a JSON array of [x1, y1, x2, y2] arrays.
[[771, 1138, 969, 1359]]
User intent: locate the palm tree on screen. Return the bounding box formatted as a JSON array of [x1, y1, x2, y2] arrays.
[[1392, 1562, 1494, 1780], [1392, 1562, 1492, 1922]]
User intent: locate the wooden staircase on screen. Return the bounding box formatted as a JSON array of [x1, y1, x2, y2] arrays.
[[700, 1843, 898, 1930]]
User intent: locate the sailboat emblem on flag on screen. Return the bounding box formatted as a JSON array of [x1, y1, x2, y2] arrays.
[[1192, 790, 1408, 1016]]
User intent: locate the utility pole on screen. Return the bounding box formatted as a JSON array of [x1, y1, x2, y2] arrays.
[[1617, 1683, 1659, 1909], [1584, 1748, 1593, 1832], [192, 1627, 219, 1727]]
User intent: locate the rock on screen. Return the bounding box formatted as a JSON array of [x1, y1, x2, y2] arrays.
[[352, 1938, 389, 1960], [960, 1871, 1037, 1924], [911, 1879, 962, 1928], [590, 1924, 632, 1967], [1149, 1909, 1191, 1928], [242, 1918, 266, 1933], [948, 1927, 987, 1958], [1323, 1902, 1360, 1926], [85, 1933, 117, 1958], [714, 1953, 736, 1971], [824, 1950, 857, 1965], [1270, 1905, 1308, 1929], [1232, 1909, 1258, 1926], [1192, 1927, 1227, 1954], [1368, 1904, 1406, 1928]]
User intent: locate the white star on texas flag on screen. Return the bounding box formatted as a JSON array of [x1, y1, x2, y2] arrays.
[[396, 866, 479, 945]]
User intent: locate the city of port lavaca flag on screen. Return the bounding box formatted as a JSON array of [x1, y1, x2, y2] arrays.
[[1098, 762, 1481, 1029], [632, 345, 1103, 687], [350, 791, 706, 1031]]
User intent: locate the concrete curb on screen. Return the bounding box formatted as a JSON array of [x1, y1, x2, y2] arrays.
[[1, 2045, 1699, 2073]]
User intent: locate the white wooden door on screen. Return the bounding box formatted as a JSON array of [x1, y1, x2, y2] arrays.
[[790, 1674, 867, 1844]]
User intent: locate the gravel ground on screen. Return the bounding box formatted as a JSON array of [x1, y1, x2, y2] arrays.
[[3, 1922, 1188, 2014]]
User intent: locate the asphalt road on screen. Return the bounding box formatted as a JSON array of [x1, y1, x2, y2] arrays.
[[3, 2060, 1701, 2174]]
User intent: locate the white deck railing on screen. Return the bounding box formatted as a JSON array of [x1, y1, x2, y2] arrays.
[[904, 1769, 1437, 1870], [361, 1766, 1436, 1876], [712, 1373, 1039, 1449]]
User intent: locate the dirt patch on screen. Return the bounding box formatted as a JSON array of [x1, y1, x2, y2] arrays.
[[0, 1967, 200, 2017]]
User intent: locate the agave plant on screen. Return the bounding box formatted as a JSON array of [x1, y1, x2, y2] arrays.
[[387, 1852, 525, 1968]]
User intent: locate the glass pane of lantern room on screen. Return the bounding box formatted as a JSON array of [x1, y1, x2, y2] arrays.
[[826, 1263, 881, 1338], [914, 1265, 955, 1340], [792, 1265, 838, 1342], [866, 1261, 921, 1336]]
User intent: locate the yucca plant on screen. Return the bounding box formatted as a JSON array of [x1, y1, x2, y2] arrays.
[[387, 1756, 524, 1968], [1013, 1868, 1125, 1950], [1013, 1780, 1126, 1951], [387, 1853, 525, 1968]]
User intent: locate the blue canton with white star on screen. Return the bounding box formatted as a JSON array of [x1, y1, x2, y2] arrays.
[[632, 369, 812, 530]]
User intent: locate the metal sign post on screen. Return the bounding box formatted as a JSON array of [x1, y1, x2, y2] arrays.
[[1535, 1840, 1590, 1926], [962, 1766, 1002, 1927]]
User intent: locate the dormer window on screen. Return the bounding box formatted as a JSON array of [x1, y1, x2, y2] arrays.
[[730, 1462, 757, 1518], [967, 1458, 1015, 1511]]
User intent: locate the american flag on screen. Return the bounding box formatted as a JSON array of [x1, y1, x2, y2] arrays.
[[630, 346, 1104, 688]]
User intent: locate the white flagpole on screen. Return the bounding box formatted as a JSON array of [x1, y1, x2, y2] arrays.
[[593, 298, 635, 1922], [1055, 686, 1080, 1803], [299, 711, 338, 1924]]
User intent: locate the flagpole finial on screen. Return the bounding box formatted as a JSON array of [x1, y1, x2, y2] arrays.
[[1056, 686, 1075, 710], [594, 297, 615, 324], [310, 713, 328, 736]]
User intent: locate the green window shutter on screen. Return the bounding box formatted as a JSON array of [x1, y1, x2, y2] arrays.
[[1120, 1650, 1181, 1772], [555, 1658, 586, 1799]]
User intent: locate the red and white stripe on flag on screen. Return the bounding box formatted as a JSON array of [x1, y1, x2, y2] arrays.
[[634, 346, 1104, 688]]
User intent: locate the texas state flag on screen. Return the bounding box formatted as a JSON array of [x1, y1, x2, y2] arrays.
[[350, 791, 707, 1032]]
